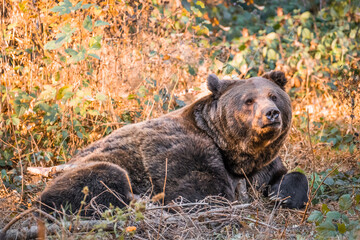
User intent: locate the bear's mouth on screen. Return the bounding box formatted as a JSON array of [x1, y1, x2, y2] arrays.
[[262, 122, 281, 128]]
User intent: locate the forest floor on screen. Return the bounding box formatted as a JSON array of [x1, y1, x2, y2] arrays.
[[1, 0, 360, 239]]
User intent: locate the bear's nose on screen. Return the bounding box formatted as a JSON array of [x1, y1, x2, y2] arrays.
[[266, 109, 280, 121]]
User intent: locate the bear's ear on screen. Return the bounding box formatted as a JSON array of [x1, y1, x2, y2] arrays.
[[262, 71, 287, 90], [207, 74, 222, 96]]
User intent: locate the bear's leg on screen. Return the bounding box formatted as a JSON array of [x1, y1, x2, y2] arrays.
[[39, 162, 132, 217], [269, 171, 309, 209], [249, 157, 309, 209]]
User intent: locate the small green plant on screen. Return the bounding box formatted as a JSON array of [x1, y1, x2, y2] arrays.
[[44, 0, 109, 63], [313, 120, 359, 153], [93, 201, 146, 239], [308, 167, 360, 239]]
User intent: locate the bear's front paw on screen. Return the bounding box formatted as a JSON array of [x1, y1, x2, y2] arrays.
[[269, 172, 309, 209]]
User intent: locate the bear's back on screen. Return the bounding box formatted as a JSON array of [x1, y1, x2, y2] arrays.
[[67, 109, 224, 195]]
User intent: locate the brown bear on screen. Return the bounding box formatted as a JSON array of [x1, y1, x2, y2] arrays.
[[39, 71, 308, 216]]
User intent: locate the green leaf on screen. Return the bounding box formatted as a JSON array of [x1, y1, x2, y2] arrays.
[[88, 53, 100, 60], [50, 0, 73, 16], [11, 115, 20, 126], [267, 49, 277, 60], [316, 220, 337, 237], [76, 131, 83, 139], [324, 177, 334, 186], [153, 94, 160, 102], [321, 204, 330, 214], [297, 26, 302, 37], [69, 47, 86, 63], [326, 211, 341, 221], [266, 32, 277, 40], [89, 36, 102, 50], [50, 6, 67, 13], [65, 48, 78, 56], [95, 93, 107, 102], [94, 20, 110, 27], [327, 137, 337, 145], [1, 169, 9, 181], [72, 1, 82, 11], [44, 40, 62, 50], [56, 86, 71, 100], [339, 194, 352, 211], [55, 33, 68, 45], [302, 28, 311, 39], [188, 65, 197, 76], [223, 64, 235, 75], [87, 110, 99, 116], [337, 223, 346, 234], [355, 194, 360, 205], [308, 210, 323, 223], [37, 102, 50, 112], [342, 214, 349, 224], [81, 3, 92, 9], [300, 11, 311, 21], [350, 29, 357, 39], [135, 212, 144, 221], [181, 0, 191, 12], [55, 71, 60, 81], [317, 220, 336, 231], [195, 1, 205, 8], [83, 15, 93, 32], [349, 143, 355, 154], [61, 23, 76, 34]]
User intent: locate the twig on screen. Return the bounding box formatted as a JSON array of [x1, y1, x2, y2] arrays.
[[242, 217, 280, 231], [147, 202, 209, 210], [27, 163, 79, 177], [2, 220, 116, 240], [306, 111, 316, 168], [99, 180, 129, 207], [0, 208, 36, 238], [241, 168, 258, 199], [301, 163, 342, 224], [157, 158, 168, 240], [124, 171, 134, 200], [35, 209, 64, 230], [300, 110, 317, 224]]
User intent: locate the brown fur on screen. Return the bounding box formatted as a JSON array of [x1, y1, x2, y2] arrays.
[[39, 71, 308, 216]]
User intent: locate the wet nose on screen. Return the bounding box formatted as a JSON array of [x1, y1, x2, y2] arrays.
[[266, 109, 280, 121]]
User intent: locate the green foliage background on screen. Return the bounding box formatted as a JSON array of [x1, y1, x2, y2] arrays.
[[0, 0, 359, 238]]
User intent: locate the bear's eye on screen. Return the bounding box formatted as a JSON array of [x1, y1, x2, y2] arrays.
[[270, 95, 277, 101], [245, 98, 254, 105]]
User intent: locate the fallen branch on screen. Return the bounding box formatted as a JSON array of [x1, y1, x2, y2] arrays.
[[27, 163, 79, 177], [0, 208, 36, 239], [2, 220, 115, 240], [1, 195, 283, 239], [242, 217, 280, 231]]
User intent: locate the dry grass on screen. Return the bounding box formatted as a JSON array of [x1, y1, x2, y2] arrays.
[[1, 194, 314, 239], [1, 0, 360, 239]]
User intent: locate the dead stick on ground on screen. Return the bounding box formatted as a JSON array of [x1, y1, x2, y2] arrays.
[[242, 217, 280, 231], [156, 158, 168, 240], [0, 208, 36, 238], [147, 202, 209, 210], [99, 180, 129, 207], [301, 110, 316, 224], [125, 172, 134, 200], [0, 207, 72, 239], [27, 163, 79, 177], [36, 209, 69, 235], [3, 220, 116, 240], [300, 163, 343, 224], [241, 168, 258, 199]]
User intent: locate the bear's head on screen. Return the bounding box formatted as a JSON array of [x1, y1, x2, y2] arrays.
[[197, 71, 292, 175]]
